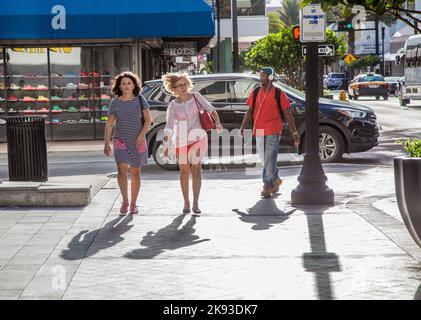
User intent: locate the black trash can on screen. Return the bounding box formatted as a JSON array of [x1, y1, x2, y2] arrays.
[[6, 116, 48, 182]]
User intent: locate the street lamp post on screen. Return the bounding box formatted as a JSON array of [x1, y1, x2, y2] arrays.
[[232, 0, 239, 72], [291, 42, 334, 206], [381, 26, 385, 76]]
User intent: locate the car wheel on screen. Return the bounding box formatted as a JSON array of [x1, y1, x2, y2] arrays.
[[152, 139, 179, 171], [319, 127, 345, 163], [376, 96, 380, 100], [399, 95, 409, 106], [300, 126, 345, 163], [383, 95, 389, 100]]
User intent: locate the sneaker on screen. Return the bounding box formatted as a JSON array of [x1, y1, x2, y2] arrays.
[[67, 106, 79, 112], [50, 85, 61, 90], [7, 95, 19, 102], [8, 108, 18, 113], [80, 106, 92, 112], [78, 95, 88, 100], [260, 185, 273, 198], [100, 94, 111, 100], [51, 73, 62, 78], [22, 96, 36, 102], [66, 95, 77, 101], [52, 118, 63, 124], [101, 105, 109, 112], [23, 107, 35, 114], [22, 85, 35, 91], [66, 82, 77, 89], [9, 83, 20, 90], [37, 107, 50, 114], [0, 97, 5, 101], [100, 116, 108, 121], [0, 119, 5, 124], [36, 95, 49, 102], [79, 72, 89, 77], [77, 83, 89, 89], [51, 95, 62, 101], [35, 84, 48, 91], [271, 177, 283, 194], [63, 72, 77, 77], [0, 108, 5, 113], [51, 105, 63, 113]]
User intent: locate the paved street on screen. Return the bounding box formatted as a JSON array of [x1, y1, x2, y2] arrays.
[[1, 96, 421, 300]]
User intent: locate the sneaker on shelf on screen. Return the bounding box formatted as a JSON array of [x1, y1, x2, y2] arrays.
[[0, 108, 5, 113], [37, 95, 49, 102], [77, 83, 90, 89], [25, 74, 36, 79], [7, 96, 19, 102], [51, 95, 62, 101], [100, 116, 108, 121], [0, 119, 5, 125], [23, 107, 36, 114], [79, 72, 89, 77], [67, 106, 79, 112], [22, 96, 36, 102], [51, 105, 63, 113], [22, 85, 35, 91], [8, 108, 18, 113], [63, 72, 77, 77], [45, 120, 50, 125], [78, 95, 88, 101], [51, 73, 62, 78], [100, 94, 111, 100], [66, 95, 78, 101], [101, 105, 109, 112], [9, 83, 21, 90], [80, 106, 92, 112], [90, 72, 100, 77], [37, 107, 50, 114], [66, 82, 77, 89], [89, 83, 100, 89], [10, 73, 23, 78], [52, 118, 63, 124], [0, 97, 5, 101], [0, 83, 5, 90], [35, 84, 48, 91]]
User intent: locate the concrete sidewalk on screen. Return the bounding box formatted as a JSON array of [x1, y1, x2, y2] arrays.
[[0, 163, 420, 300], [0, 140, 105, 154]]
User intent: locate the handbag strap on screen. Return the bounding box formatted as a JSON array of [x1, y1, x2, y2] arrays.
[[192, 93, 203, 111]]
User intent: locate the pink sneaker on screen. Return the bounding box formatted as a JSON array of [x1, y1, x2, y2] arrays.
[[130, 204, 138, 215], [120, 202, 129, 215]]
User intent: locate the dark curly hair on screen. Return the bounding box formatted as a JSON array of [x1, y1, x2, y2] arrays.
[[112, 71, 141, 96]]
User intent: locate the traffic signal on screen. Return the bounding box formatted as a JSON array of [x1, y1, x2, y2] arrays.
[[292, 25, 300, 41], [337, 19, 353, 31]]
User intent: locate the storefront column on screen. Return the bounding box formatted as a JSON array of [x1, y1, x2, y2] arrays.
[[220, 38, 232, 73]]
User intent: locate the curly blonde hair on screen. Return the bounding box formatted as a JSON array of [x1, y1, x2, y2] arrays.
[[162, 72, 193, 96]]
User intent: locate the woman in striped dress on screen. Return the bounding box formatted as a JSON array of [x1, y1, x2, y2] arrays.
[[104, 72, 152, 215]]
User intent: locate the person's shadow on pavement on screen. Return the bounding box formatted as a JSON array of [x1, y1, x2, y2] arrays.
[[233, 197, 296, 230], [124, 213, 210, 259], [60, 215, 134, 260]]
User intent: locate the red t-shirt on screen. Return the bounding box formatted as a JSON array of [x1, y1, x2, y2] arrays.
[[246, 86, 290, 136]]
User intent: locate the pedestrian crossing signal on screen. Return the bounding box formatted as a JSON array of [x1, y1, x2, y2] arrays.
[[292, 25, 300, 41]]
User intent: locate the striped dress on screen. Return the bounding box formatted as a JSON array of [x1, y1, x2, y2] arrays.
[[108, 96, 150, 167]]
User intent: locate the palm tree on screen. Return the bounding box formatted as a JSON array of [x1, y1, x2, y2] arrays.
[[278, 0, 301, 29]]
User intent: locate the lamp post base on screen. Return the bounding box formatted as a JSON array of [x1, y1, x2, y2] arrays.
[[291, 184, 334, 206]]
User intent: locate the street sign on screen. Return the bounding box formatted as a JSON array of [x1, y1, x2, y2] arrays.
[[302, 45, 334, 57], [300, 4, 326, 42], [344, 53, 357, 65]]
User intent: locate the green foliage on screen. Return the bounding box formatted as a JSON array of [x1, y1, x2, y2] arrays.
[[349, 54, 381, 68], [244, 27, 347, 90], [203, 60, 214, 74], [401, 138, 421, 158], [279, 0, 301, 29], [266, 12, 283, 34], [312, 0, 419, 32]]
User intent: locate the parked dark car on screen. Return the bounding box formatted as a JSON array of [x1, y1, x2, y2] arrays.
[[384, 76, 401, 96], [142, 73, 379, 170], [348, 73, 389, 100]]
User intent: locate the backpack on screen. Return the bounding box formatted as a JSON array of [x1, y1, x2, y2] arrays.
[[251, 86, 285, 122]]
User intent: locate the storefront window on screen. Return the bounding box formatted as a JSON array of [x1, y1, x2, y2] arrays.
[[220, 0, 265, 18], [0, 45, 133, 142]]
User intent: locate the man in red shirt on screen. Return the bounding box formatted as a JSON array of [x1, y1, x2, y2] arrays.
[[240, 67, 300, 198]]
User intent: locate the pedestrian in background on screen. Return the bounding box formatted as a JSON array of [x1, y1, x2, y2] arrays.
[[104, 71, 152, 215], [162, 73, 223, 215], [240, 67, 300, 198]]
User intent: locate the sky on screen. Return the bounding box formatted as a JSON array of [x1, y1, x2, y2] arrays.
[[266, 0, 281, 8]]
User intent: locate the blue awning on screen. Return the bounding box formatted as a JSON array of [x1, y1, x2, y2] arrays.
[[0, 0, 215, 40]]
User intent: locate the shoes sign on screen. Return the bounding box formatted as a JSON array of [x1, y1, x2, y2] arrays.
[[163, 42, 197, 56], [51, 5, 66, 30], [302, 45, 334, 57]]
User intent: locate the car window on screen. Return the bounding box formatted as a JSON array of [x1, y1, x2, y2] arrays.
[[363, 76, 384, 82], [148, 85, 175, 103], [193, 81, 227, 102], [228, 80, 256, 103], [331, 74, 344, 78]]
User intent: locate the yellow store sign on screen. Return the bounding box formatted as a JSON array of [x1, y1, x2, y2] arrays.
[[11, 48, 72, 54]]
